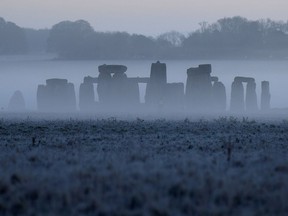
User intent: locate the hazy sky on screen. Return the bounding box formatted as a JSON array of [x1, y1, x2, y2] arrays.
[[1, 0, 287, 36]]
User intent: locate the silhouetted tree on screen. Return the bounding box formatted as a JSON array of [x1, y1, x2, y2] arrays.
[[47, 20, 95, 59], [102, 32, 130, 59], [2, 16, 288, 59], [183, 16, 288, 59], [0, 17, 27, 54], [158, 31, 185, 47], [128, 34, 156, 59], [24, 28, 49, 53], [156, 31, 185, 59], [42, 17, 288, 59]]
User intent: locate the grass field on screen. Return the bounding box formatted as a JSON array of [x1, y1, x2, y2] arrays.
[[0, 114, 288, 215]]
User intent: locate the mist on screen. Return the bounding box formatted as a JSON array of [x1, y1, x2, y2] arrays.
[[2, 8, 288, 215], [1, 57, 287, 118]]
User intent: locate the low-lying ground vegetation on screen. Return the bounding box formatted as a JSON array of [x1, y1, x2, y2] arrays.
[[0, 115, 288, 215]]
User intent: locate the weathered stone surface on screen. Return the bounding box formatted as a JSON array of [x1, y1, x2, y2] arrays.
[[98, 64, 127, 74], [230, 80, 245, 112], [246, 81, 258, 112], [230, 76, 258, 113], [163, 83, 185, 111], [79, 64, 142, 111], [79, 82, 95, 112], [185, 64, 212, 112], [8, 90, 26, 111], [145, 61, 167, 106], [212, 81, 226, 112], [261, 81, 271, 111], [37, 78, 76, 112]]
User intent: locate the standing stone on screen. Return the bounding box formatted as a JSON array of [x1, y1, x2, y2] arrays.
[[246, 81, 258, 112], [185, 67, 198, 108], [163, 82, 185, 111], [97, 66, 113, 104], [145, 61, 167, 105], [79, 81, 95, 112], [230, 80, 245, 112], [212, 81, 226, 112], [185, 64, 212, 112], [37, 78, 76, 112], [125, 80, 140, 105], [110, 72, 128, 107], [96, 64, 140, 111], [8, 90, 26, 111], [261, 81, 271, 111]]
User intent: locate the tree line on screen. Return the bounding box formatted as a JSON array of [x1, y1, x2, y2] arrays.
[[1, 16, 288, 59], [0, 17, 49, 54]]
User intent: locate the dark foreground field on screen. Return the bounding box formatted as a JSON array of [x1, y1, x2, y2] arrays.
[[0, 115, 288, 215]]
